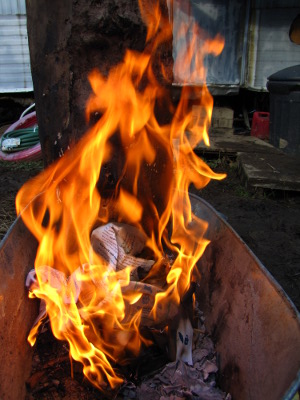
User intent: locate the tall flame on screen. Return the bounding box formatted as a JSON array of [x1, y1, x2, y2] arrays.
[[16, 0, 225, 391]]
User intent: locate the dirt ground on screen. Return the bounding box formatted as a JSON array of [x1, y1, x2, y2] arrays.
[[194, 156, 300, 311], [0, 156, 299, 312]]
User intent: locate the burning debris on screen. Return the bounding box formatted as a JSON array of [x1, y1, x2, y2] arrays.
[[25, 234, 230, 399], [25, 222, 231, 399], [26, 330, 231, 400], [25, 222, 195, 359], [25, 222, 174, 336], [17, 0, 228, 396]]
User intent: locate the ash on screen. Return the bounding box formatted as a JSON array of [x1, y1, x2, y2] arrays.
[[119, 330, 231, 400], [26, 310, 231, 400]]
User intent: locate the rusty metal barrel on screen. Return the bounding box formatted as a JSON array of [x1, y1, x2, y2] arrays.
[[0, 195, 299, 399]]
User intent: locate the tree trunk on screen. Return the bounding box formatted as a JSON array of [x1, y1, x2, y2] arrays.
[[26, 0, 151, 165]]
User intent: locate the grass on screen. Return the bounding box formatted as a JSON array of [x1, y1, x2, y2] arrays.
[[0, 160, 43, 241], [0, 197, 16, 240], [0, 159, 43, 171], [234, 184, 251, 198]]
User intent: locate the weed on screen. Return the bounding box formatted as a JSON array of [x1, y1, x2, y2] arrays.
[[234, 184, 250, 198], [0, 160, 43, 172], [206, 158, 222, 169]]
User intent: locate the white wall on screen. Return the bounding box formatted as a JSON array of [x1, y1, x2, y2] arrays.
[[246, 4, 300, 90], [0, 0, 33, 93]]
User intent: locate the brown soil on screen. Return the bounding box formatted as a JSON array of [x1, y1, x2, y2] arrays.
[[1, 156, 299, 312], [0, 160, 43, 239], [193, 156, 300, 312]]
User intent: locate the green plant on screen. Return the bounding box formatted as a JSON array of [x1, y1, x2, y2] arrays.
[[234, 184, 250, 198]]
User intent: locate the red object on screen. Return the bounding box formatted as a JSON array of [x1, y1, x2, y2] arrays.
[[0, 111, 42, 161], [251, 112, 270, 140], [5, 111, 38, 132], [0, 143, 41, 162]]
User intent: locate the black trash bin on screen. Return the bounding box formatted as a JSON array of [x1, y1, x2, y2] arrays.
[[267, 64, 300, 156]]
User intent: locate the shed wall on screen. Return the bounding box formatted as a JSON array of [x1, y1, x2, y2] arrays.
[[2, 0, 299, 94], [247, 5, 300, 90], [171, 0, 300, 92], [171, 0, 247, 93], [0, 0, 33, 93]]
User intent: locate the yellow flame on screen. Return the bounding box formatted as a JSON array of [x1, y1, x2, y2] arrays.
[[16, 0, 225, 392]]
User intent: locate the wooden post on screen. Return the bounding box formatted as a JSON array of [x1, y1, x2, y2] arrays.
[[26, 0, 73, 165], [26, 0, 150, 165]]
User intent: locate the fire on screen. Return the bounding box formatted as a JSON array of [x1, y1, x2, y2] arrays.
[[16, 0, 225, 391]]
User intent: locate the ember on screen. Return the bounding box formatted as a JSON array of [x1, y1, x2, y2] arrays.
[[16, 0, 227, 395]]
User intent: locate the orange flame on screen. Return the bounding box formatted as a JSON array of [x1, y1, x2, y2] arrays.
[[16, 0, 225, 391]]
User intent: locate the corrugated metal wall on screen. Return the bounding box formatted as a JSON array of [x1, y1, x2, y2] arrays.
[[247, 1, 300, 90], [0, 0, 33, 92], [171, 0, 300, 92], [1, 0, 298, 93], [171, 0, 247, 94]]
